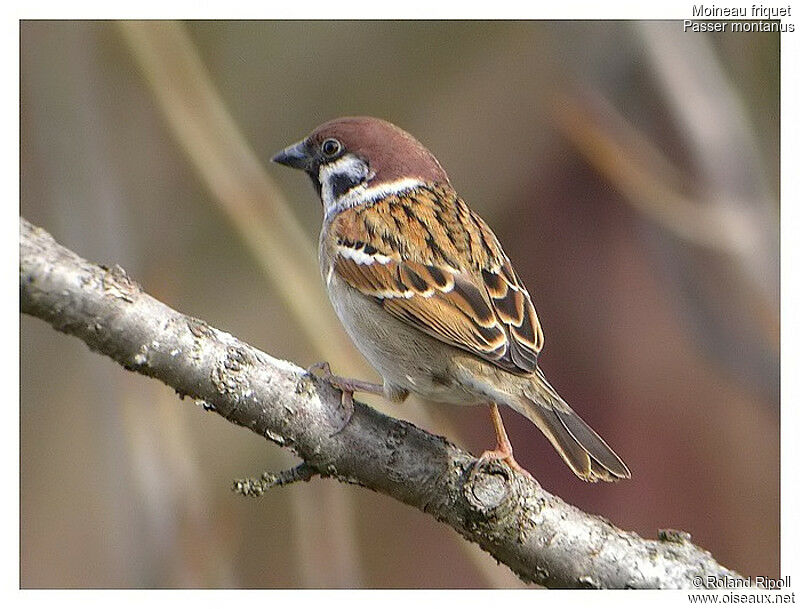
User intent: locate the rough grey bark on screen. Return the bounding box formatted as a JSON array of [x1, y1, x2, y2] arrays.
[[20, 216, 745, 589]]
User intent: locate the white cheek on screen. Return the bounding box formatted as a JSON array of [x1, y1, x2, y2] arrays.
[[319, 155, 370, 209]]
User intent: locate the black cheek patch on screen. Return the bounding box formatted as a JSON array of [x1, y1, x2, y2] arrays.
[[330, 172, 363, 200]]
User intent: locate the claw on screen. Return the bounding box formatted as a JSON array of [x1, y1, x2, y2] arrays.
[[307, 361, 333, 378], [331, 389, 355, 435], [477, 447, 532, 478]]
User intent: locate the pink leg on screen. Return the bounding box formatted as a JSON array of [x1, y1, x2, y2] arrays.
[[479, 404, 532, 477]]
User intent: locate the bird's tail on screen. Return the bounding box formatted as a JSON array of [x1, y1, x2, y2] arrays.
[[511, 368, 631, 483]]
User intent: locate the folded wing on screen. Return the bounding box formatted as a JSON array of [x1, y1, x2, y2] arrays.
[[330, 185, 544, 375]]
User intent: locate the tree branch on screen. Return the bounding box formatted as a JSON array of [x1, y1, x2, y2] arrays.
[[20, 216, 744, 589]]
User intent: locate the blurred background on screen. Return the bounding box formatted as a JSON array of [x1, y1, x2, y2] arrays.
[[20, 20, 779, 587]]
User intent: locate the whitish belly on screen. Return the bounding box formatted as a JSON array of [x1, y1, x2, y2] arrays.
[[325, 271, 484, 406]]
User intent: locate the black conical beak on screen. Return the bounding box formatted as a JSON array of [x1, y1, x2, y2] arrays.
[[271, 139, 313, 171]]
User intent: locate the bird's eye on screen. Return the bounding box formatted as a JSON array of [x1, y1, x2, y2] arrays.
[[321, 138, 342, 157]]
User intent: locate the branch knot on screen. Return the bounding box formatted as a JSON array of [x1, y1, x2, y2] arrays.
[[464, 459, 517, 522]]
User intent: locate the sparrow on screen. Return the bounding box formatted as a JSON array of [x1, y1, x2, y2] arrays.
[[272, 116, 630, 482]]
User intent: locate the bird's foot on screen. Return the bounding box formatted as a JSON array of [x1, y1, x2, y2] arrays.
[[306, 362, 384, 433], [478, 447, 533, 478], [480, 403, 534, 478], [306, 362, 384, 395]]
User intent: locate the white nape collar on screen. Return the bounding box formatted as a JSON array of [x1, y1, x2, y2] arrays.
[[324, 177, 424, 221]]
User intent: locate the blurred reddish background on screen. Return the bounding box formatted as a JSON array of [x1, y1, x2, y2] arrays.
[[20, 20, 778, 587]]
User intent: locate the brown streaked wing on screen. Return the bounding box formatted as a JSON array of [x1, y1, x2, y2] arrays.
[[330, 186, 545, 375]]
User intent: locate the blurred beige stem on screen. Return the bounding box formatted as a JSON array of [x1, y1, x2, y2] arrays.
[[117, 21, 514, 587], [117, 21, 352, 370], [551, 90, 779, 347], [552, 92, 751, 254], [636, 23, 778, 303], [118, 20, 366, 588]]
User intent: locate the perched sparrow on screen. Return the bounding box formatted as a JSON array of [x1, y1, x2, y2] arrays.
[[272, 116, 630, 482]]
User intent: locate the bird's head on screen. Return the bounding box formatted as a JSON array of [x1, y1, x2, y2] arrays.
[[272, 116, 449, 216]]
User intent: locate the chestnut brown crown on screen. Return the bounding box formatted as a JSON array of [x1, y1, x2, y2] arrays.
[[272, 116, 450, 189]]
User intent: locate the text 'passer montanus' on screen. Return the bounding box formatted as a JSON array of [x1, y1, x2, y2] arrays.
[[272, 116, 630, 482]]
